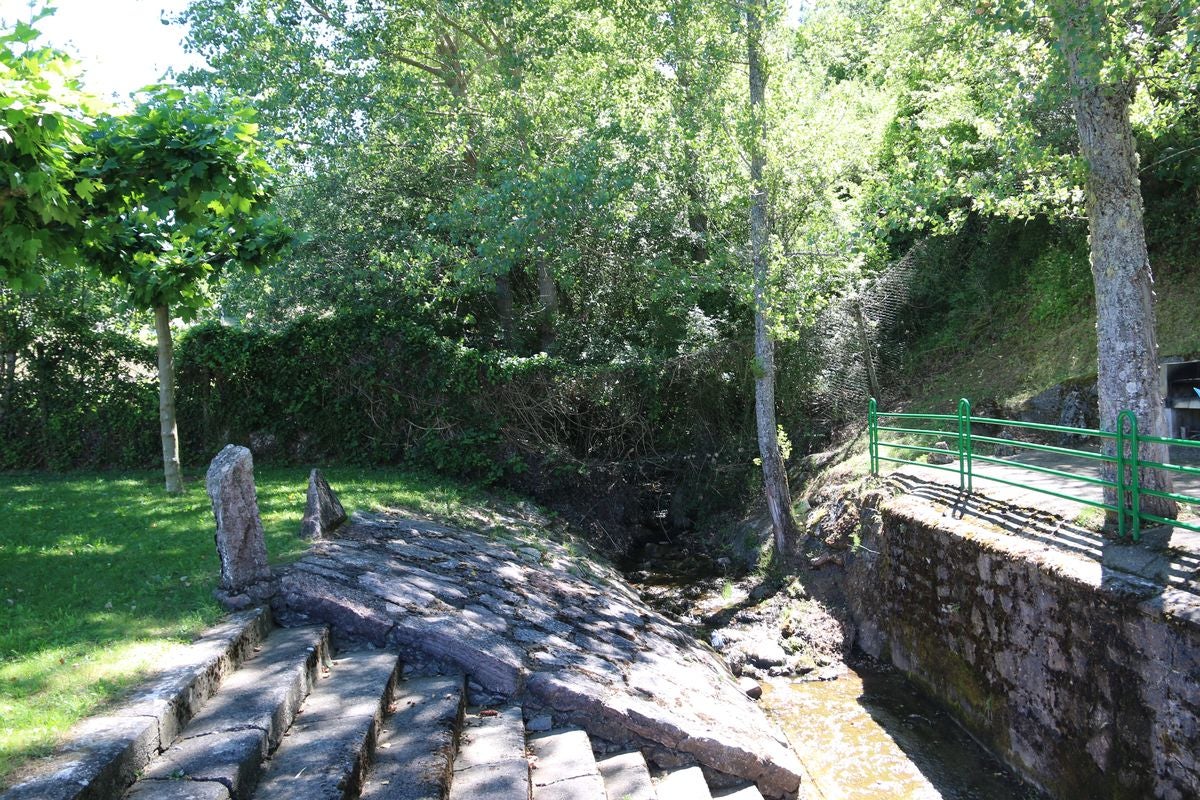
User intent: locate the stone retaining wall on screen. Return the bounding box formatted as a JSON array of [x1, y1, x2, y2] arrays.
[[845, 488, 1200, 799]]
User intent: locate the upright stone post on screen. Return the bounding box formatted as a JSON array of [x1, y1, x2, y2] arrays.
[[300, 468, 347, 539], [207, 445, 274, 609]]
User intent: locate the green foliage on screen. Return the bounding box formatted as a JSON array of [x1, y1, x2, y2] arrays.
[[174, 306, 759, 486], [80, 87, 288, 316], [1026, 240, 1092, 321], [0, 282, 157, 471], [0, 10, 100, 289]]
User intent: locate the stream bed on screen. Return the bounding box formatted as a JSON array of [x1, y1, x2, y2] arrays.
[[761, 660, 1046, 800], [624, 540, 1048, 800]]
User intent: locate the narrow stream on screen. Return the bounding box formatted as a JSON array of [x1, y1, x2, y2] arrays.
[[623, 539, 1048, 800], [761, 660, 1046, 800]]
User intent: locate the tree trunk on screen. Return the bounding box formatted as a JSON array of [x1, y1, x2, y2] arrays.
[[536, 258, 558, 353], [0, 351, 13, 421], [34, 341, 51, 468], [495, 273, 515, 348], [155, 304, 184, 494], [684, 142, 711, 265], [852, 299, 882, 403], [748, 0, 801, 555], [1058, 3, 1177, 524]]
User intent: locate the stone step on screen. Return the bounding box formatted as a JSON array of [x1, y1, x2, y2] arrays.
[[528, 728, 606, 800], [712, 785, 766, 800], [124, 624, 329, 799], [655, 766, 713, 800], [596, 751, 656, 800], [449, 706, 530, 800], [359, 672, 466, 800], [2, 607, 272, 800], [254, 648, 401, 800]]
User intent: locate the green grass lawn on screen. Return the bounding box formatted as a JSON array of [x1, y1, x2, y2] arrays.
[[0, 465, 482, 787]]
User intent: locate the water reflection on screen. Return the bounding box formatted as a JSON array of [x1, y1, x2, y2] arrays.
[[761, 660, 1047, 800]]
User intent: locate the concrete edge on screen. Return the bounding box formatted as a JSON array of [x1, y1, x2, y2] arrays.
[[0, 606, 273, 800]]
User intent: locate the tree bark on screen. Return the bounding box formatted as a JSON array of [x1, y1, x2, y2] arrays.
[[495, 272, 515, 347], [748, 0, 801, 555], [0, 351, 13, 421], [155, 304, 184, 494], [1057, 2, 1177, 523], [536, 258, 558, 353], [34, 341, 51, 468], [852, 299, 882, 403]]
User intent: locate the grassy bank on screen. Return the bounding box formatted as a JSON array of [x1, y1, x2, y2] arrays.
[[902, 262, 1200, 413], [0, 466, 482, 786]]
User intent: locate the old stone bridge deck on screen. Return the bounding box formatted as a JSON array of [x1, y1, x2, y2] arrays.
[[273, 507, 801, 797], [5, 497, 803, 800]]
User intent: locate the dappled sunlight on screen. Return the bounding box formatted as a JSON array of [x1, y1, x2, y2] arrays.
[[0, 466, 474, 785], [0, 639, 188, 778]]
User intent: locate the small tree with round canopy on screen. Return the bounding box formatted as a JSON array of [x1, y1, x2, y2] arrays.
[[81, 87, 288, 492]]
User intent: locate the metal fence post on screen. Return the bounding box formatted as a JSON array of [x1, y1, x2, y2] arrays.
[[868, 397, 878, 475], [1122, 410, 1142, 542], [1116, 417, 1128, 540], [957, 398, 973, 493]]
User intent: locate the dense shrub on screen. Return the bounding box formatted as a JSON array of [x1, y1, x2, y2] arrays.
[[0, 324, 157, 471]]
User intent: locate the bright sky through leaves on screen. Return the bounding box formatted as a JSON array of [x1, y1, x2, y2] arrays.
[[0, 0, 202, 103]]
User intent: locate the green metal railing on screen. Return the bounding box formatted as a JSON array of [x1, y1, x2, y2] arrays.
[[867, 397, 1200, 541]]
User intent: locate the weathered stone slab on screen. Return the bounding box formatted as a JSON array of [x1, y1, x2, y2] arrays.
[[529, 729, 606, 800], [139, 728, 266, 795], [131, 625, 328, 798], [124, 778, 231, 799], [300, 468, 347, 540], [596, 751, 656, 800], [360, 673, 463, 800], [388, 616, 526, 696], [256, 649, 399, 800], [178, 625, 327, 748], [274, 571, 395, 645], [206, 445, 273, 609], [657, 766, 713, 800], [450, 706, 530, 800]]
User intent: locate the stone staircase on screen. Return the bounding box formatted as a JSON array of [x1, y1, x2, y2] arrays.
[[452, 703, 767, 800], [3, 612, 769, 800]]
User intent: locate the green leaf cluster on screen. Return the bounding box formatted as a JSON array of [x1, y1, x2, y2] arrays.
[[0, 11, 100, 289], [79, 88, 289, 317]]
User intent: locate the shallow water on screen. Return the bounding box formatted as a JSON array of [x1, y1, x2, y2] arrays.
[[761, 662, 1047, 800]]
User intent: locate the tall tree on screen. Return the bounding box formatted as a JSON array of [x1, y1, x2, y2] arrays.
[[81, 88, 287, 492], [747, 0, 801, 553], [1048, 0, 1184, 520]]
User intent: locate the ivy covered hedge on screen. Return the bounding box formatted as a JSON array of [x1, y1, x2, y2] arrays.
[[0, 309, 790, 497], [0, 325, 158, 471]]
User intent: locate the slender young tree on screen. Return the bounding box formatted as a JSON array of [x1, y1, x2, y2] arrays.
[[81, 88, 287, 492], [747, 0, 802, 554]]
